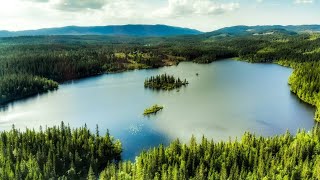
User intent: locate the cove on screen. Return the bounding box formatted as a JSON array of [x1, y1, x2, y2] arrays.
[[0, 59, 315, 160]]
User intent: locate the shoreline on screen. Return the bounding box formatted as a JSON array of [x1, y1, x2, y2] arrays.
[[1, 57, 319, 123]]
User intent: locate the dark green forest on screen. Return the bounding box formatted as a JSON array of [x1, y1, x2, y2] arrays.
[[0, 123, 122, 179], [144, 74, 188, 90], [0, 74, 58, 104], [1, 123, 320, 179], [100, 128, 320, 180]]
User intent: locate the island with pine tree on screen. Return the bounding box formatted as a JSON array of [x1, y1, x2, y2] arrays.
[[144, 74, 188, 90]]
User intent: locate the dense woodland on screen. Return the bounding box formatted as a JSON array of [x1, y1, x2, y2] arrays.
[[288, 62, 320, 122], [0, 123, 122, 179], [0, 74, 58, 104], [144, 74, 188, 90], [1, 123, 320, 179], [99, 127, 320, 180]]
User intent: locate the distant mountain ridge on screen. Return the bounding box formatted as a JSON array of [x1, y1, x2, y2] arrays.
[[0, 25, 202, 37], [204, 25, 320, 37], [1, 24, 319, 38]]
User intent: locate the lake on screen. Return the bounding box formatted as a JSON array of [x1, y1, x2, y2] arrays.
[[0, 59, 315, 159]]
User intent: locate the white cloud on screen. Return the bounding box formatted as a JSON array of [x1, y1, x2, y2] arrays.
[[22, 0, 50, 2], [0, 0, 320, 32], [54, 0, 108, 11], [153, 0, 239, 18], [294, 0, 314, 4], [101, 0, 145, 19]]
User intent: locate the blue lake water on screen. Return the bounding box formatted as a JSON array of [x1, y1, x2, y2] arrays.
[[0, 59, 315, 159]]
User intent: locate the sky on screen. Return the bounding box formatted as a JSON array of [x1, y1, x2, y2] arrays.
[[0, 0, 319, 32]]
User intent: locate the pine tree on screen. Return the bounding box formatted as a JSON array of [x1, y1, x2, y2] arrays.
[[87, 165, 96, 180]]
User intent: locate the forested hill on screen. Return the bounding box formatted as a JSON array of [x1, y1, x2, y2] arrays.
[[2, 24, 319, 38], [201, 25, 320, 37], [0, 25, 202, 37]]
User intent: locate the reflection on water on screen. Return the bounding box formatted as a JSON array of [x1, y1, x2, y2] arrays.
[[0, 59, 316, 160]]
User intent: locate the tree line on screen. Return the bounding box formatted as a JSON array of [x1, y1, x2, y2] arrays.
[[99, 127, 320, 180], [1, 122, 319, 179], [0, 123, 122, 179], [144, 74, 188, 90], [0, 74, 58, 104]]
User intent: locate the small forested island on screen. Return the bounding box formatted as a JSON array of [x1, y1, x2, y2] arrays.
[[143, 104, 164, 115], [144, 74, 188, 90]]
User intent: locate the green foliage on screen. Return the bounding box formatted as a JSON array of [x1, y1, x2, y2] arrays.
[[0, 74, 58, 104], [193, 54, 217, 63], [303, 48, 320, 55], [0, 44, 117, 81], [144, 74, 188, 90], [143, 104, 164, 116], [0, 123, 122, 179], [100, 128, 320, 179], [2, 123, 320, 179], [288, 62, 320, 122]]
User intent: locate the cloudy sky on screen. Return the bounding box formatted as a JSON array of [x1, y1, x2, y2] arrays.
[[0, 0, 319, 32]]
